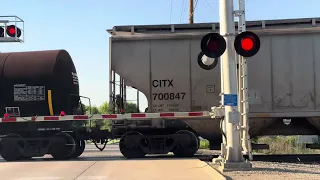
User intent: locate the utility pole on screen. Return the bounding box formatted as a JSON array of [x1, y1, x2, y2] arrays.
[[216, 0, 252, 171], [189, 0, 194, 24]]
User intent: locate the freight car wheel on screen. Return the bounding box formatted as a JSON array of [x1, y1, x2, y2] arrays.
[[0, 133, 26, 161], [49, 132, 76, 160], [119, 131, 146, 159], [172, 130, 199, 157], [70, 140, 86, 158]]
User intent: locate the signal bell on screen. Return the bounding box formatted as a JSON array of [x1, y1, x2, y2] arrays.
[[197, 52, 219, 70], [234, 31, 260, 57], [200, 33, 226, 58]]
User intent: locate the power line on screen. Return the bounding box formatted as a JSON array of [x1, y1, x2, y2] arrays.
[[170, 0, 174, 23], [180, 0, 186, 23], [204, 0, 215, 11], [194, 0, 199, 10]]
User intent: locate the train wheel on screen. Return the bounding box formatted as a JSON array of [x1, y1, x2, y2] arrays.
[[172, 130, 199, 157], [49, 132, 76, 160], [119, 131, 146, 159], [0, 133, 26, 161], [70, 140, 86, 158]]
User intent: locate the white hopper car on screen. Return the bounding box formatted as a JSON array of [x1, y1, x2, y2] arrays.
[[108, 17, 320, 152]]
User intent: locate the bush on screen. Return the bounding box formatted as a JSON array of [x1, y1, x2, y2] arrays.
[[199, 139, 210, 149]]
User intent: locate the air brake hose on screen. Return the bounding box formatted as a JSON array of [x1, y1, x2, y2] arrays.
[[94, 140, 108, 151]]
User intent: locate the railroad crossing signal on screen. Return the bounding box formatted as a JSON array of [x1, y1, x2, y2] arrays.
[[5, 25, 21, 37], [200, 33, 226, 58], [198, 33, 226, 70], [0, 16, 25, 43], [0, 25, 22, 38], [234, 31, 260, 57]]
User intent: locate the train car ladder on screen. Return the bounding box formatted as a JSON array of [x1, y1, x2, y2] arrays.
[[109, 70, 140, 114], [235, 0, 253, 160], [109, 71, 127, 114]]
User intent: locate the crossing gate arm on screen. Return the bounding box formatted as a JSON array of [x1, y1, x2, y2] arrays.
[[0, 111, 212, 122]]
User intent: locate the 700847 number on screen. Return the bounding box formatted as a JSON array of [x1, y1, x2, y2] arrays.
[[153, 92, 186, 100]]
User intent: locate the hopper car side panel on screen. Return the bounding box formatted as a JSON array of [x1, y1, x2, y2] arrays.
[[111, 41, 151, 105], [190, 38, 221, 112], [111, 39, 220, 113], [150, 39, 191, 112], [268, 34, 315, 112], [245, 35, 272, 112]]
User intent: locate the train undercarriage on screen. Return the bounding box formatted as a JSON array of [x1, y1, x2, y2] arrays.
[[0, 120, 201, 161]]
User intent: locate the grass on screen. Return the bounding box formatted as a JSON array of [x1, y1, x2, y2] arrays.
[[198, 136, 320, 154], [107, 139, 120, 144], [252, 136, 320, 154]]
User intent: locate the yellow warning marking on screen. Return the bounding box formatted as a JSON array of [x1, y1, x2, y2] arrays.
[[48, 90, 54, 116]]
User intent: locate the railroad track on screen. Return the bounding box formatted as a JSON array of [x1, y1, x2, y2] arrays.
[[244, 154, 320, 163], [197, 154, 320, 163]]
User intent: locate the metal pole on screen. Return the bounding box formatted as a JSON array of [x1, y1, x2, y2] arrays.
[[238, 0, 253, 160], [220, 60, 227, 146], [112, 71, 116, 113], [189, 0, 194, 24], [137, 90, 140, 113], [123, 79, 127, 111], [219, 0, 243, 162]]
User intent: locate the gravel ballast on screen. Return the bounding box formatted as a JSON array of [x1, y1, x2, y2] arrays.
[[210, 161, 320, 180]]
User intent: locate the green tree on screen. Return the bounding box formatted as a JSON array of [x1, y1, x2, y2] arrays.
[[99, 102, 110, 114], [80, 101, 140, 130], [90, 106, 99, 114], [125, 102, 140, 113]]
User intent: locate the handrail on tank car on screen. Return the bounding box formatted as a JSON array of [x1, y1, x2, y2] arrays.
[[68, 94, 92, 115]]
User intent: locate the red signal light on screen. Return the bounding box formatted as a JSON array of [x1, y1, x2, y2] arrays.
[[60, 111, 65, 116], [241, 37, 254, 51], [234, 31, 260, 57], [200, 33, 226, 58], [6, 25, 22, 38], [3, 113, 9, 118]]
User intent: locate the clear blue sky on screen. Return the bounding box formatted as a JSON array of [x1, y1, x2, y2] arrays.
[[0, 0, 319, 111]]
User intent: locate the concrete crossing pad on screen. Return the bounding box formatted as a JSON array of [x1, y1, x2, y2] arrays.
[[0, 159, 226, 180]]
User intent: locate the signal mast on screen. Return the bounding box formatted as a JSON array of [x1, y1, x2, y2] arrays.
[[198, 0, 260, 171]]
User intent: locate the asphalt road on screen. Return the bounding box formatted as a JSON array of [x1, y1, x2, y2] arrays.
[[0, 144, 225, 180]]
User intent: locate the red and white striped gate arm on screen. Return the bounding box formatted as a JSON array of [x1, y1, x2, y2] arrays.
[[0, 111, 211, 122]]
